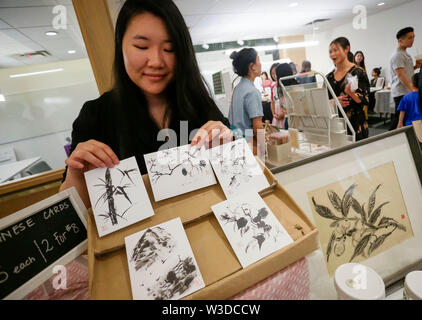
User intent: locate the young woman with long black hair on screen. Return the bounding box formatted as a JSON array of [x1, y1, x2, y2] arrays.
[[60, 0, 232, 207], [326, 37, 370, 141], [354, 51, 367, 73]]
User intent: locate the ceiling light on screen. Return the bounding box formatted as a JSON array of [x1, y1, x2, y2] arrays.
[[67, 50, 76, 54], [377, 2, 385, 6], [289, 2, 299, 8], [45, 31, 58, 36], [202, 43, 209, 50], [0, 94, 5, 102], [237, 40, 244, 46], [313, 26, 319, 31], [9, 68, 64, 78]]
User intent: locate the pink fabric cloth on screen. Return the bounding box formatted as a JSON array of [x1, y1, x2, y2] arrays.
[[24, 256, 309, 300], [25, 256, 89, 300], [231, 258, 310, 300]]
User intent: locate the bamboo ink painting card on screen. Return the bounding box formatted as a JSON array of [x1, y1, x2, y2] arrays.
[[211, 192, 294, 268], [144, 144, 217, 202], [209, 139, 270, 199], [125, 217, 205, 300], [84, 156, 154, 237]]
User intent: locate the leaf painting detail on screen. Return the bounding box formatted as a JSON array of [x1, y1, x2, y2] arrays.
[[312, 197, 341, 220], [327, 190, 342, 212], [326, 232, 336, 262], [369, 202, 390, 225], [341, 184, 355, 217], [350, 233, 371, 262], [367, 184, 381, 216], [310, 183, 407, 264]]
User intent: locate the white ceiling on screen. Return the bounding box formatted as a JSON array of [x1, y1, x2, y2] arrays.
[[108, 0, 414, 45], [0, 0, 87, 68], [175, 0, 415, 45], [0, 0, 415, 68]]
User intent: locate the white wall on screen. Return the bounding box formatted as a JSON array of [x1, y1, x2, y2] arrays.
[[305, 0, 422, 80], [0, 59, 99, 170]]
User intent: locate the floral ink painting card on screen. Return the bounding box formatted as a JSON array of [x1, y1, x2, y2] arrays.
[[125, 217, 205, 300], [84, 156, 154, 237], [209, 139, 270, 199], [144, 145, 217, 202], [211, 192, 294, 268], [307, 161, 414, 275]]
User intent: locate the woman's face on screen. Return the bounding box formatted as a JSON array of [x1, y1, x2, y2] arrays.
[[329, 43, 347, 65], [122, 13, 176, 97], [372, 71, 378, 78], [248, 56, 262, 78], [271, 68, 276, 82], [252, 56, 262, 77], [355, 53, 363, 64]]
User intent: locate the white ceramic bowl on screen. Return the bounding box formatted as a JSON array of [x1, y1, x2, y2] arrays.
[[404, 271, 422, 300], [334, 263, 385, 300]]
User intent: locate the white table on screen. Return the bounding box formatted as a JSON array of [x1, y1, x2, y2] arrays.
[[374, 90, 395, 114], [0, 157, 41, 183]]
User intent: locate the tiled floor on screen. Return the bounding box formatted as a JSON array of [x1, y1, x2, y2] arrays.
[[368, 114, 391, 138]]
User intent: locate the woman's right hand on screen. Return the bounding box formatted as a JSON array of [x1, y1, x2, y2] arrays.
[[65, 139, 120, 174], [338, 95, 350, 108]]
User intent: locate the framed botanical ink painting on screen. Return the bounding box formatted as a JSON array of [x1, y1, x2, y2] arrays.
[[272, 127, 422, 289]]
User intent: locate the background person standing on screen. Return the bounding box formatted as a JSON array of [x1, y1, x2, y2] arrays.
[[389, 27, 421, 130]]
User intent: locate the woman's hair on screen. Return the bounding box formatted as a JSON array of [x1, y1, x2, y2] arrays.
[[373, 67, 382, 76], [261, 71, 269, 80], [112, 0, 219, 134], [269, 63, 280, 81], [354, 51, 366, 71], [301, 60, 312, 73], [289, 62, 298, 75], [230, 48, 258, 77], [276, 63, 299, 97], [330, 37, 354, 63]]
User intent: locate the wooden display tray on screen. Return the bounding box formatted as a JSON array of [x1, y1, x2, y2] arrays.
[[88, 160, 319, 300]]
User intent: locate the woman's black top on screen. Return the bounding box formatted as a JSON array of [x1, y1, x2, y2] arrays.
[[327, 65, 370, 141], [62, 91, 230, 180]]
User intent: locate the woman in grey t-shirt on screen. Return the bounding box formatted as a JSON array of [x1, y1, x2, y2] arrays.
[[229, 48, 264, 154]]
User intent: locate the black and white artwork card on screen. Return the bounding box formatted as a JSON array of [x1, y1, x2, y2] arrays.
[[210, 139, 270, 199], [212, 192, 294, 268], [84, 156, 154, 237], [144, 144, 217, 202], [125, 217, 205, 300]]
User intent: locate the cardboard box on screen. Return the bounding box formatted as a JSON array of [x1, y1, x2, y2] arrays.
[[88, 160, 319, 299]]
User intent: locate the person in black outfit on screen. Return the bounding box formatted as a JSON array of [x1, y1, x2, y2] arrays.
[[369, 67, 382, 113], [60, 0, 232, 208], [327, 37, 370, 141]]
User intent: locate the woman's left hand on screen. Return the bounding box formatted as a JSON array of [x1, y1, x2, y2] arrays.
[[191, 121, 233, 149]]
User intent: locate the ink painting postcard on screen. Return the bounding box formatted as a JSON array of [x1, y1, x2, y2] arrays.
[[144, 144, 217, 202], [84, 156, 154, 237], [211, 192, 294, 268], [125, 217, 205, 300], [209, 139, 270, 199]]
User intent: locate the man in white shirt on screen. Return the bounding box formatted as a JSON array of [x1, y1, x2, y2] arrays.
[[389, 27, 422, 130]]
